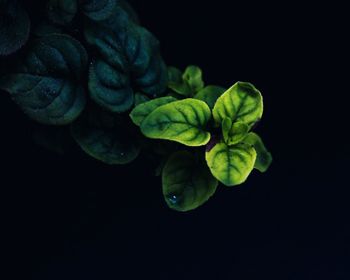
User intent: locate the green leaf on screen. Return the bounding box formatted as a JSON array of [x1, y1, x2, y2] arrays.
[[47, 0, 78, 25], [134, 92, 150, 106], [162, 151, 218, 212], [71, 107, 140, 165], [82, 0, 117, 21], [141, 99, 211, 146], [194, 85, 226, 109], [167, 66, 182, 85], [84, 10, 168, 112], [168, 66, 192, 97], [0, 1, 30, 56], [182, 65, 204, 93], [243, 132, 272, 172], [206, 142, 257, 186], [213, 82, 263, 127], [168, 65, 204, 97], [0, 34, 87, 125], [130, 96, 176, 126], [222, 118, 249, 146]]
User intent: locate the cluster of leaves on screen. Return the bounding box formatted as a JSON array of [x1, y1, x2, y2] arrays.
[[0, 0, 272, 212], [131, 66, 272, 211]]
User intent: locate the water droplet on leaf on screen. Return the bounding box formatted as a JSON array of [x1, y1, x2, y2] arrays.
[[167, 194, 178, 205]]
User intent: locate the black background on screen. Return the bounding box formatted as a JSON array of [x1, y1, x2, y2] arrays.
[[1, 1, 349, 279]]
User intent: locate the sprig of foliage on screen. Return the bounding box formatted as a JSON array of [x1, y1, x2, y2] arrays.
[[0, 0, 272, 212]]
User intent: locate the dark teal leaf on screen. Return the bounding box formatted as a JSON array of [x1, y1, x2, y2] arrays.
[[71, 107, 140, 165], [89, 59, 134, 113], [0, 34, 87, 125], [47, 0, 78, 25], [0, 1, 30, 56], [162, 151, 218, 212], [82, 0, 117, 21], [194, 85, 226, 109], [243, 132, 272, 172], [84, 9, 168, 112], [119, 0, 140, 24]]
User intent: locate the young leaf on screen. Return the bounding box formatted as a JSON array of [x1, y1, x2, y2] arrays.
[[206, 142, 257, 186], [162, 151, 218, 212], [194, 85, 226, 109], [0, 1, 30, 56], [213, 82, 263, 127], [130, 96, 176, 126], [82, 0, 117, 21], [141, 99, 211, 146], [222, 117, 233, 144], [47, 0, 78, 25], [0, 34, 87, 125], [71, 108, 140, 165], [243, 132, 272, 172], [168, 66, 183, 85], [182, 65, 204, 93], [222, 118, 249, 146]]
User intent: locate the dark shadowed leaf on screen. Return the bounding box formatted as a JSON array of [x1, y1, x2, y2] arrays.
[[84, 7, 168, 112], [82, 0, 117, 21], [162, 151, 218, 211], [194, 85, 225, 109], [71, 106, 140, 164], [0, 0, 30, 56], [0, 34, 87, 125], [47, 0, 78, 25]]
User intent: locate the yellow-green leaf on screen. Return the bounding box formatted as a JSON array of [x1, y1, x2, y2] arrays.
[[206, 142, 257, 186], [130, 96, 176, 126], [213, 82, 263, 127], [243, 132, 272, 172], [141, 99, 211, 146]]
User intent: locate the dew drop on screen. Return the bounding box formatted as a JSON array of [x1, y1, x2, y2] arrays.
[[167, 194, 178, 205]]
